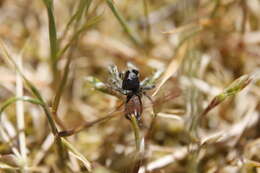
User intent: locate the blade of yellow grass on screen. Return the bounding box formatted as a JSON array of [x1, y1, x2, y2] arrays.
[[162, 23, 196, 35], [0, 40, 68, 168], [61, 138, 92, 172], [0, 163, 19, 171], [162, 18, 213, 35], [0, 40, 57, 134], [152, 42, 187, 97], [15, 48, 27, 173]]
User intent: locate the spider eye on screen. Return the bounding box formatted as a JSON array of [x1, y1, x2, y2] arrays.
[[132, 69, 139, 75], [124, 69, 139, 80]]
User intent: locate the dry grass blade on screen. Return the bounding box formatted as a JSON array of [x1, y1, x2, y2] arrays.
[[162, 18, 213, 34], [0, 163, 19, 171], [0, 41, 58, 134], [0, 41, 68, 168], [33, 134, 55, 166], [61, 138, 92, 172], [152, 42, 187, 97], [58, 102, 124, 137], [139, 147, 188, 172], [15, 52, 27, 172], [0, 124, 21, 160], [162, 23, 197, 35], [0, 154, 23, 168]]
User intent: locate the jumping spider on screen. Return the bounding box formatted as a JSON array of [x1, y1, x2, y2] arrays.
[[108, 65, 155, 122]]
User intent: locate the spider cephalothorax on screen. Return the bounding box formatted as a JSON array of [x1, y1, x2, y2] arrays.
[[108, 65, 155, 121], [122, 69, 140, 92]]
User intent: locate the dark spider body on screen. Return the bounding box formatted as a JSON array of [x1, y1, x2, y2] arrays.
[[122, 69, 140, 92], [108, 65, 155, 123], [125, 94, 143, 121], [122, 69, 143, 121]]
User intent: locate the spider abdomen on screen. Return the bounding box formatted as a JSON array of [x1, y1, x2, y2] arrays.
[[125, 95, 143, 121]]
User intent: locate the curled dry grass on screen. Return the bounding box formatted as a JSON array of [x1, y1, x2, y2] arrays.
[[0, 0, 260, 173]]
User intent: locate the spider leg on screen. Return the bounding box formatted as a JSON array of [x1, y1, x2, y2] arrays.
[[108, 65, 122, 87], [120, 89, 132, 95], [119, 72, 124, 80], [141, 84, 155, 91], [108, 79, 132, 96]]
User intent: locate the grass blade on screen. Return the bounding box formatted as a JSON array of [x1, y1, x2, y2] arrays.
[[53, 10, 100, 129], [15, 51, 27, 172], [106, 0, 142, 46], [42, 0, 59, 75], [202, 74, 252, 117], [64, 0, 92, 31], [62, 138, 92, 172], [189, 74, 252, 140], [0, 41, 68, 167], [0, 163, 19, 171], [129, 115, 141, 151], [142, 0, 151, 45], [152, 42, 187, 97], [59, 0, 93, 50], [0, 96, 43, 120], [57, 15, 102, 59]]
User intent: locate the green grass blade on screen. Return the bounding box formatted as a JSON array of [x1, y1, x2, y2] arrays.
[[51, 54, 72, 129], [0, 40, 58, 135], [0, 96, 43, 120], [42, 0, 59, 75], [189, 74, 252, 140], [203, 74, 252, 116], [62, 0, 92, 41], [58, 15, 102, 59], [52, 0, 97, 131], [106, 0, 142, 46], [52, 15, 102, 119], [143, 0, 151, 45], [129, 115, 141, 151], [0, 41, 44, 103], [66, 0, 89, 27]]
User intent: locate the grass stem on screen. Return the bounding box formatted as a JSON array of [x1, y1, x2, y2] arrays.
[[15, 52, 27, 172], [129, 115, 141, 151], [106, 0, 142, 47]]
